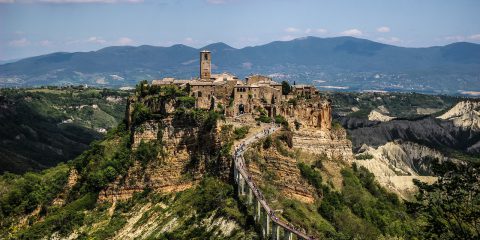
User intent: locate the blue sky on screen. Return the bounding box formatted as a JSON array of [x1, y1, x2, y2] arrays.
[[1, 0, 480, 60]]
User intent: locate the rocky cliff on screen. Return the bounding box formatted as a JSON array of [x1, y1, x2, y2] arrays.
[[354, 141, 446, 199], [438, 100, 480, 131], [245, 143, 317, 204], [293, 128, 354, 162], [99, 117, 231, 202], [279, 97, 332, 131], [340, 116, 480, 154]]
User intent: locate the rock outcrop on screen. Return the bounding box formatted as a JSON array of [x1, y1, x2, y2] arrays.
[[246, 146, 316, 203], [99, 118, 230, 202], [292, 128, 354, 162], [341, 116, 480, 154], [368, 109, 395, 122], [279, 97, 332, 131], [438, 100, 480, 131], [354, 141, 452, 199]]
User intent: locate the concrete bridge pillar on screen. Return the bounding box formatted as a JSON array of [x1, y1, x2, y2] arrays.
[[271, 223, 280, 240], [247, 185, 253, 205], [283, 229, 293, 240], [238, 175, 245, 196], [233, 165, 238, 183], [264, 213, 270, 238], [255, 199, 261, 222]]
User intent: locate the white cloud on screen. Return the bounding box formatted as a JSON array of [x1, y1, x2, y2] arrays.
[[182, 37, 202, 46], [377, 37, 401, 44], [9, 38, 30, 47], [184, 37, 194, 44], [280, 35, 295, 41], [115, 37, 134, 45], [469, 34, 480, 41], [444, 35, 465, 42], [305, 28, 327, 34], [376, 26, 390, 33], [340, 28, 363, 37], [284, 27, 300, 33], [87, 36, 107, 44]]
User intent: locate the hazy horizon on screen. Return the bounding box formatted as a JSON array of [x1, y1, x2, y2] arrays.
[[2, 35, 480, 63], [1, 0, 480, 61]]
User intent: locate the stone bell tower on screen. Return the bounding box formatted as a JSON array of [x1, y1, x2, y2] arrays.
[[200, 50, 211, 80]]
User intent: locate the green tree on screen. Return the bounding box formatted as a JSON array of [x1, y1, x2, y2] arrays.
[[281, 81, 292, 95], [411, 162, 480, 239]]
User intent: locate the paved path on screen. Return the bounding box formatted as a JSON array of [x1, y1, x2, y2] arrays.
[[233, 124, 316, 240]]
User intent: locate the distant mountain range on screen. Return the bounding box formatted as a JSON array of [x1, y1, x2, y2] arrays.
[[1, 36, 480, 94]]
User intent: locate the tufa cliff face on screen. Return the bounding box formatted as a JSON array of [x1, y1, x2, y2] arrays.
[[279, 97, 332, 131], [99, 117, 231, 202], [99, 88, 233, 202], [243, 124, 354, 204], [245, 144, 317, 204], [293, 128, 354, 162]]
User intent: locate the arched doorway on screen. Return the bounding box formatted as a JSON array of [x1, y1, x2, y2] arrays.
[[238, 104, 245, 115]]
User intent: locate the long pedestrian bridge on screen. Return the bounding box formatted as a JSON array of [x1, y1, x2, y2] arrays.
[[232, 125, 314, 240]]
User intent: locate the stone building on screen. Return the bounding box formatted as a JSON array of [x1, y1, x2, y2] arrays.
[[292, 84, 318, 97], [149, 50, 330, 129]]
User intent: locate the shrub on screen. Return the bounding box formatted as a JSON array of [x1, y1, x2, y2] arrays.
[[355, 153, 374, 160], [233, 126, 249, 140], [274, 115, 288, 127], [298, 162, 323, 192], [135, 140, 158, 167], [288, 98, 297, 106], [294, 120, 301, 130], [331, 120, 343, 130], [263, 136, 272, 149], [131, 103, 151, 126], [176, 96, 196, 109], [257, 114, 271, 123]]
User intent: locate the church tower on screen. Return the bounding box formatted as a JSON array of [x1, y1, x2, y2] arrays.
[[200, 50, 211, 80]]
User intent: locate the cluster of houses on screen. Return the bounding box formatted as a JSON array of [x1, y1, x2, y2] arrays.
[[150, 50, 319, 118]]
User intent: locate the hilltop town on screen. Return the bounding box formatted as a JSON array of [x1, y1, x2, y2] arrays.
[[126, 50, 332, 131]]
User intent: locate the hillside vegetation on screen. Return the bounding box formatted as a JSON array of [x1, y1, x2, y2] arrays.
[[243, 129, 479, 239], [0, 86, 478, 239], [0, 87, 129, 174]]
